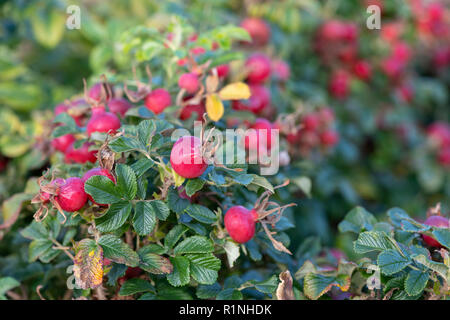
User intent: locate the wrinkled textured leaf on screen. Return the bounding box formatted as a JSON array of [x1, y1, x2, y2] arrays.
[[173, 236, 214, 254], [98, 235, 139, 267], [167, 256, 190, 287]]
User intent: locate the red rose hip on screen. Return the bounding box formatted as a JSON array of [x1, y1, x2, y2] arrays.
[[170, 136, 208, 179], [422, 215, 450, 247], [54, 177, 88, 212], [224, 206, 258, 243], [144, 88, 172, 115]]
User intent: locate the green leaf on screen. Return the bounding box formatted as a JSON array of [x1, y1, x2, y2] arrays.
[[377, 249, 411, 275], [184, 204, 217, 224], [107, 264, 128, 286], [133, 201, 156, 236], [196, 283, 222, 299], [404, 270, 429, 296], [387, 207, 411, 228], [150, 200, 170, 220], [241, 275, 279, 294], [29, 5, 65, 48], [164, 225, 188, 249], [137, 120, 155, 147], [130, 158, 154, 177], [186, 253, 221, 285], [167, 188, 190, 214], [167, 256, 190, 287], [292, 176, 311, 197], [412, 254, 448, 282], [98, 235, 139, 267], [216, 288, 243, 300], [136, 176, 148, 199], [138, 244, 167, 255], [384, 275, 406, 293], [249, 175, 274, 193], [0, 277, 20, 300], [115, 164, 137, 200], [338, 206, 377, 233], [303, 273, 340, 300], [138, 245, 172, 274], [139, 292, 157, 300], [353, 231, 397, 254], [401, 219, 430, 233], [20, 221, 49, 240], [173, 236, 214, 255], [119, 278, 155, 296], [28, 239, 53, 262], [185, 179, 205, 197], [223, 240, 240, 268], [432, 228, 450, 249], [96, 201, 132, 232], [109, 136, 145, 152], [85, 175, 122, 204]]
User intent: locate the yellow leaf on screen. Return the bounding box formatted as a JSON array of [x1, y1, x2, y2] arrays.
[[73, 239, 103, 290], [206, 94, 224, 122], [218, 82, 251, 100], [171, 168, 186, 187]]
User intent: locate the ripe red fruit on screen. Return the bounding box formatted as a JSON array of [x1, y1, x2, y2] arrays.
[[215, 64, 230, 78], [381, 56, 405, 79], [144, 88, 172, 115], [302, 113, 320, 131], [427, 122, 450, 148], [319, 20, 348, 41], [240, 18, 271, 46], [438, 148, 450, 167], [82, 168, 116, 205], [88, 82, 112, 103], [224, 206, 258, 243], [54, 177, 88, 212], [329, 70, 350, 99], [244, 118, 275, 152], [65, 141, 97, 164], [170, 136, 208, 179], [107, 98, 132, 117], [232, 84, 270, 114], [180, 102, 205, 121], [320, 130, 339, 147], [396, 83, 414, 103], [272, 59, 290, 81], [422, 215, 450, 247], [318, 108, 335, 126], [352, 60, 372, 81], [392, 42, 412, 63], [432, 47, 450, 69], [51, 134, 76, 153], [178, 73, 200, 94], [190, 47, 206, 55], [245, 53, 271, 84], [86, 109, 121, 136]]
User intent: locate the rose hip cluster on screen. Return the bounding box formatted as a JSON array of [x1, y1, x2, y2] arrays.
[[51, 82, 132, 164], [427, 122, 450, 167], [279, 107, 339, 157], [314, 20, 374, 99], [231, 17, 290, 117], [33, 167, 115, 222]]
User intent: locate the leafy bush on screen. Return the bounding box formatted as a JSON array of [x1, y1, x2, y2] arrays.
[[0, 0, 449, 301]]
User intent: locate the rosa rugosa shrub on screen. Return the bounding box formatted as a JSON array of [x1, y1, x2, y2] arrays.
[[14, 19, 299, 300]]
